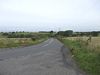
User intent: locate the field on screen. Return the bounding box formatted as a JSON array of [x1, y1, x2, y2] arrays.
[[61, 37, 100, 75], [64, 37, 100, 52], [0, 32, 49, 48], [0, 38, 45, 48]]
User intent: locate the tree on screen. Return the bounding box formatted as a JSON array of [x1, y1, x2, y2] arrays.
[[57, 30, 73, 37], [64, 30, 73, 36], [49, 31, 54, 37], [50, 31, 53, 34], [91, 31, 99, 36], [57, 31, 65, 36]]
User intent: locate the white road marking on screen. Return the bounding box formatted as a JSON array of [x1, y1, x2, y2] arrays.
[[42, 39, 53, 47]]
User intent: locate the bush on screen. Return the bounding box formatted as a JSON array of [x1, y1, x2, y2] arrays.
[[31, 37, 36, 41]]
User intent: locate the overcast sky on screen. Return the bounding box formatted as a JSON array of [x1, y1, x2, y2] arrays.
[[0, 0, 100, 32]]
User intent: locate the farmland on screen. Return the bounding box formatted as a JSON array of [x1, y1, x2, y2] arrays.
[[64, 37, 100, 52], [61, 37, 100, 75], [0, 38, 45, 48], [0, 32, 49, 48]]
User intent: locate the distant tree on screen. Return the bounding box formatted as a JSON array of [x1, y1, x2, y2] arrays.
[[56, 30, 73, 37], [50, 31, 53, 34], [2, 32, 9, 36], [57, 31, 64, 35], [11, 32, 15, 34], [49, 31, 54, 37], [91, 31, 99, 36], [64, 30, 73, 36]]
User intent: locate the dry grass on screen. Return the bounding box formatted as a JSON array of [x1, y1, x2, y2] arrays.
[[64, 37, 100, 52], [61, 37, 100, 75], [0, 38, 44, 48]]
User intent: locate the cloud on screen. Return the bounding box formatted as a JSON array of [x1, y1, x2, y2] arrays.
[[0, 0, 100, 31]]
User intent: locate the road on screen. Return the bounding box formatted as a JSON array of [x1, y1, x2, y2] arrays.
[[0, 38, 85, 75]]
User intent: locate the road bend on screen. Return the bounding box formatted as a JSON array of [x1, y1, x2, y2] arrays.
[[0, 38, 85, 75]]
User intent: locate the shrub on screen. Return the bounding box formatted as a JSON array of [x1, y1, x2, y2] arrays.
[[31, 37, 36, 41]]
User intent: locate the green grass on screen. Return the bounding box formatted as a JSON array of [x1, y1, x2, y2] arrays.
[[0, 38, 46, 48], [61, 38, 100, 75], [0, 32, 49, 48]]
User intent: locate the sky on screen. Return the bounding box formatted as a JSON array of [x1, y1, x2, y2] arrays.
[[0, 0, 100, 32]]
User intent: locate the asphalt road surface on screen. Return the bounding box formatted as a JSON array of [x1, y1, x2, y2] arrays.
[[0, 38, 85, 75]]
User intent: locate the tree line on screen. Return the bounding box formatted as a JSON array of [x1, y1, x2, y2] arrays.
[[56, 30, 100, 37], [0, 30, 99, 38], [1, 32, 49, 39]]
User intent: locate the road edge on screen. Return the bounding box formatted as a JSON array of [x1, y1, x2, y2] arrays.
[[61, 45, 87, 75]]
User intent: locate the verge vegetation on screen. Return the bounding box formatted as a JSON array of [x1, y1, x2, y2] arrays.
[[0, 38, 46, 48], [59, 37, 100, 75], [0, 32, 49, 48]]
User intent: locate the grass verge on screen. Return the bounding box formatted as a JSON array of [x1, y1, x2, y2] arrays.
[[60, 38, 100, 75]]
